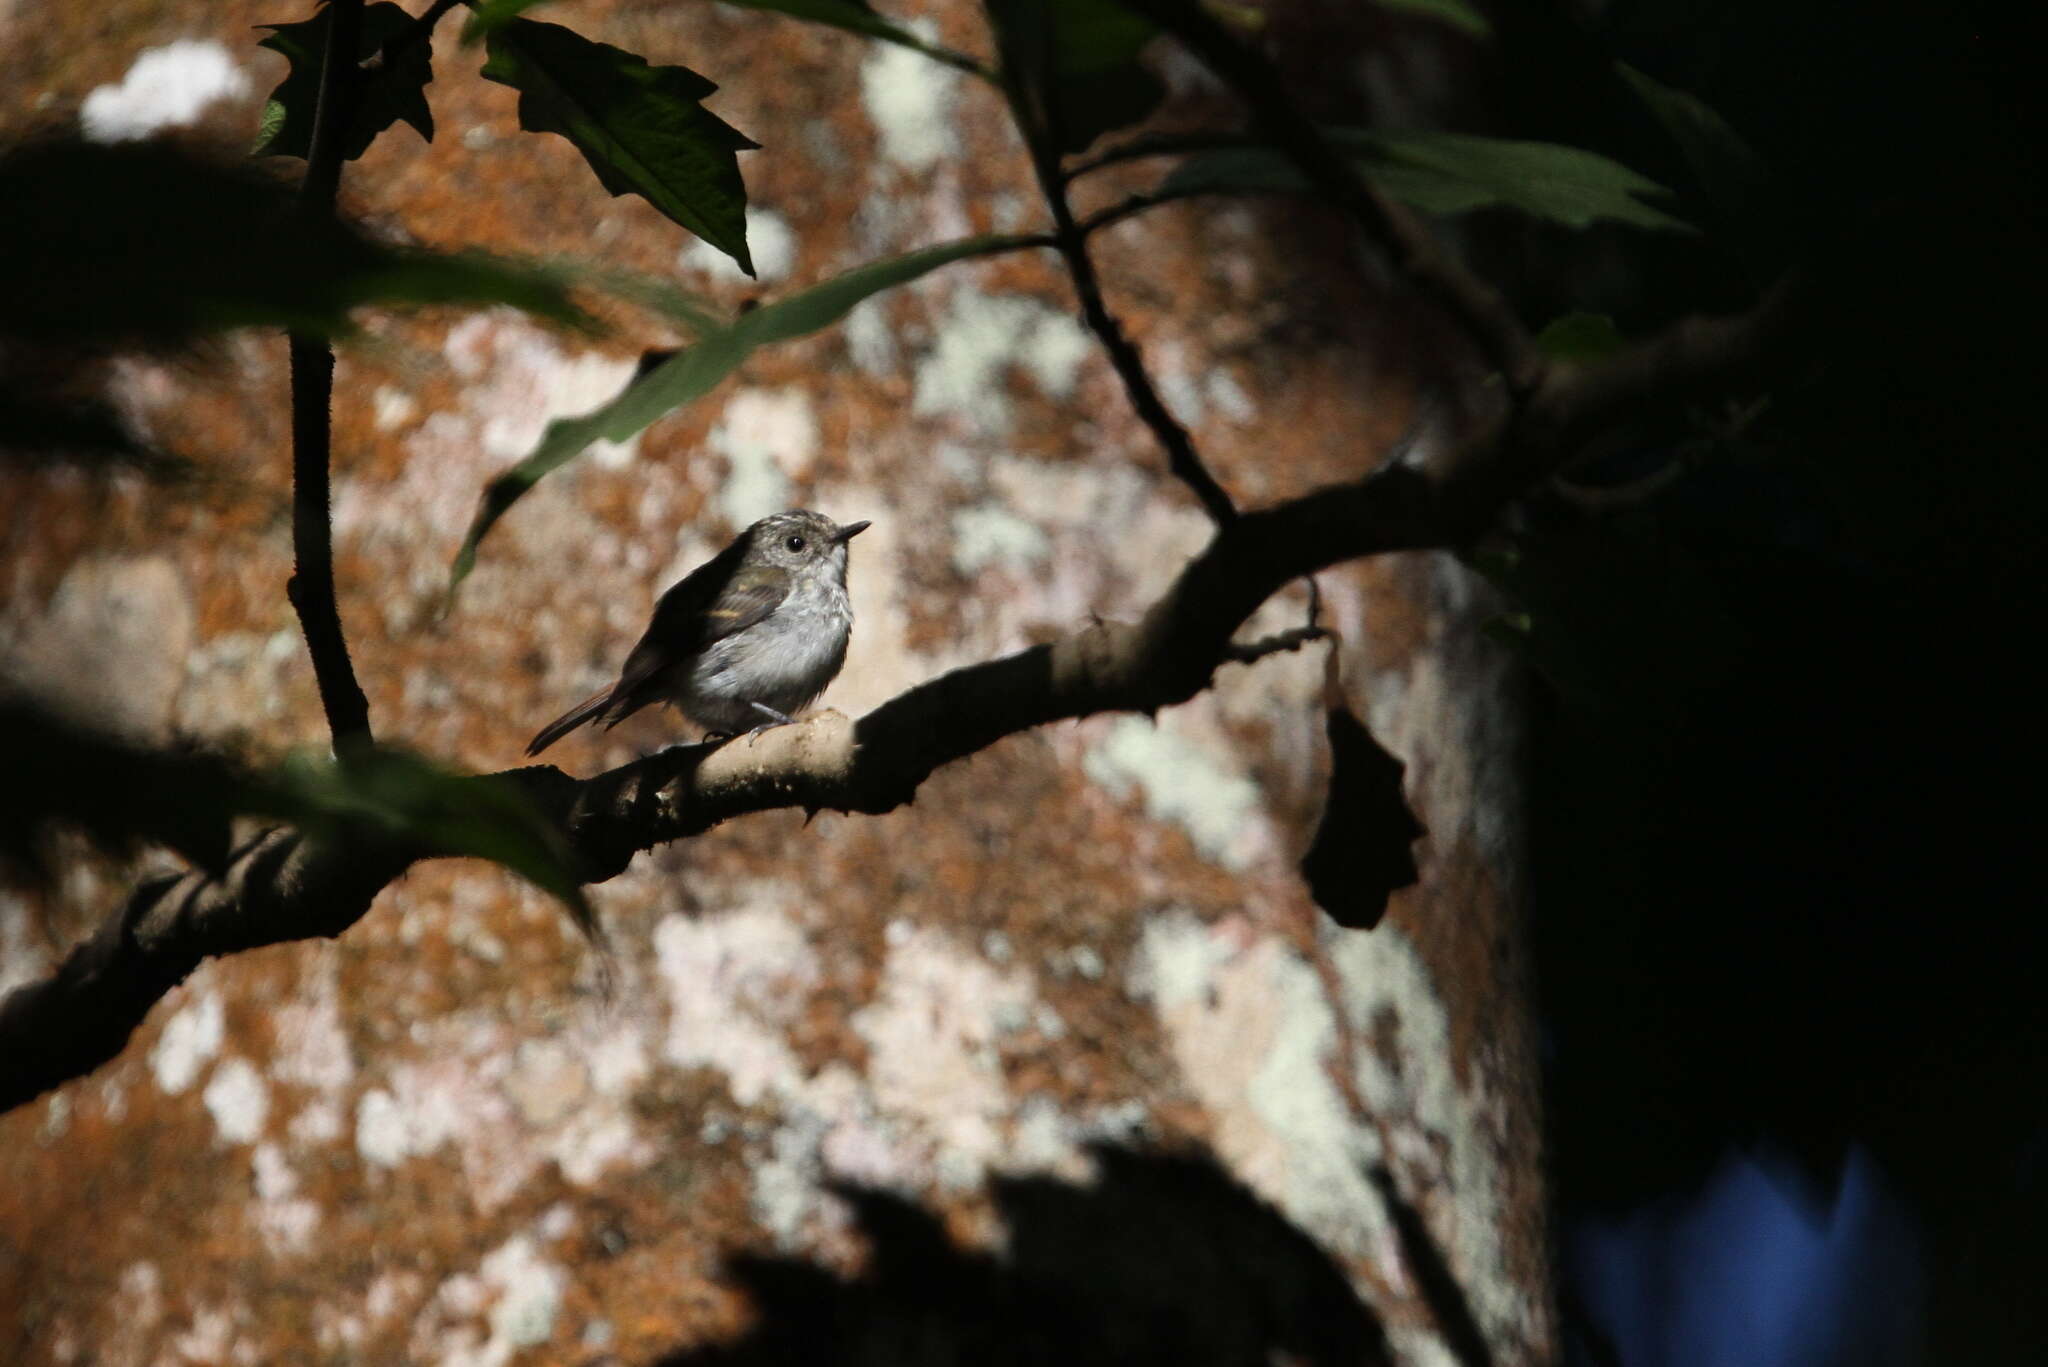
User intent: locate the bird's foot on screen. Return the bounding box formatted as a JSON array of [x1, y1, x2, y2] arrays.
[[744, 702, 798, 736]]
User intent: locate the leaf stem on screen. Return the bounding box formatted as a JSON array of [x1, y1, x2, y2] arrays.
[[289, 0, 374, 749], [1062, 129, 1253, 183], [1075, 189, 1189, 237], [898, 32, 998, 82]]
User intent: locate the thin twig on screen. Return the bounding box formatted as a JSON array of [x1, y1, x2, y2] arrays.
[[1063, 129, 1254, 182], [993, 7, 1239, 526], [1222, 624, 1327, 663], [288, 0, 374, 749], [1549, 455, 1693, 510], [891, 32, 998, 82], [1120, 0, 1539, 394], [1075, 190, 1187, 238]]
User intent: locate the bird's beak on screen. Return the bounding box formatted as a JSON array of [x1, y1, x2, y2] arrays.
[[832, 520, 872, 544]]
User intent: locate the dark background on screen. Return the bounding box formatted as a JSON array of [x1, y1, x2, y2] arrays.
[[1474, 1, 2045, 1361]]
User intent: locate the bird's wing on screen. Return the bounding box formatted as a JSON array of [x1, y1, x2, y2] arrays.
[[610, 539, 786, 703]]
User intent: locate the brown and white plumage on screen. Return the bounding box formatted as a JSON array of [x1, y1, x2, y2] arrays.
[[526, 510, 867, 756]]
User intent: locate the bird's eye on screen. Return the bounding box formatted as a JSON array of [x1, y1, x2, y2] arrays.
[[785, 534, 807, 553]]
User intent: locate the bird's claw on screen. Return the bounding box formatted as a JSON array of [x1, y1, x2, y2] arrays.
[[747, 702, 798, 734]]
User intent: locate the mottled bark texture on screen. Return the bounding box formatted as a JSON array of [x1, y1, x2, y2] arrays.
[[0, 276, 1795, 1116], [0, 2, 1806, 1362]]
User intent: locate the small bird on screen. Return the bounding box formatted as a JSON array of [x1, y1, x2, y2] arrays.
[[526, 510, 870, 756]]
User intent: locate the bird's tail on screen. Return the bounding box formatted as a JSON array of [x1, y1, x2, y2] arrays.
[[526, 687, 615, 757]]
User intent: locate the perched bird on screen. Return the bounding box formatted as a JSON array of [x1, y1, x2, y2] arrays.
[[526, 510, 869, 756]]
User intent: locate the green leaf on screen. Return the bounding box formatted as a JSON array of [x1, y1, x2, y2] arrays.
[[253, 1, 435, 161], [712, 0, 992, 77], [0, 141, 587, 346], [1617, 62, 1767, 230], [1042, 0, 1158, 76], [718, 0, 904, 43], [1158, 127, 1692, 232], [482, 18, 759, 275], [461, 0, 559, 42], [1370, 131, 1690, 229], [449, 233, 1046, 589], [0, 696, 597, 938], [1374, 0, 1491, 38], [992, 0, 1166, 155], [547, 260, 725, 338], [1534, 312, 1625, 364], [1152, 141, 1301, 196], [270, 748, 599, 943]]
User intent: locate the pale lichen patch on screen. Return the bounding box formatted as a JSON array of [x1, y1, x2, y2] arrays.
[[681, 207, 798, 283], [1332, 923, 1541, 1351], [413, 1234, 569, 1367], [950, 502, 1051, 575], [0, 892, 49, 997], [709, 387, 818, 531], [202, 1056, 269, 1144], [252, 1142, 320, 1256], [652, 896, 818, 1106], [80, 40, 249, 142], [850, 925, 1039, 1183], [912, 285, 1096, 433], [859, 25, 958, 171], [150, 987, 223, 1095], [7, 555, 195, 739], [1083, 716, 1268, 871], [1128, 912, 1389, 1264]]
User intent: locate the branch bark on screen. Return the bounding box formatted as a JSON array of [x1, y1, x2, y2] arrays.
[[0, 278, 1802, 1115], [288, 0, 374, 749]]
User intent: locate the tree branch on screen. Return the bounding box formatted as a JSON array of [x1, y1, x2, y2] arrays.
[[994, 7, 1240, 525], [289, 0, 375, 749], [0, 278, 1803, 1115], [1119, 0, 1539, 393]]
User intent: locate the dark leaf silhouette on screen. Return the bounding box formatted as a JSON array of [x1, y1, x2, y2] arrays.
[[991, 0, 1165, 154], [0, 376, 183, 477], [2, 697, 251, 880], [254, 1, 436, 161], [482, 18, 759, 273], [0, 698, 595, 945], [1300, 657, 1423, 930], [1161, 129, 1691, 232], [658, 1145, 1389, 1366], [1617, 62, 1768, 236], [0, 141, 583, 348]]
